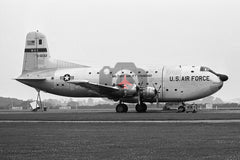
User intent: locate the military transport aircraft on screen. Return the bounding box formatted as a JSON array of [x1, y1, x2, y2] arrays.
[[16, 31, 228, 113]]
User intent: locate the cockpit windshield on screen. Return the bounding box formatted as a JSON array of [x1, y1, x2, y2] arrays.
[[200, 66, 211, 72], [200, 66, 217, 75]]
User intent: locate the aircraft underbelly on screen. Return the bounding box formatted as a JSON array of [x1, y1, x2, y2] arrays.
[[50, 81, 100, 97]]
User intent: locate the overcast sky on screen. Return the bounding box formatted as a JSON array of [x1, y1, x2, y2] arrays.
[[0, 0, 239, 101]]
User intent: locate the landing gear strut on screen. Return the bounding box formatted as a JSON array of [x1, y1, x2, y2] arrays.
[[116, 102, 128, 113], [135, 102, 147, 113], [35, 89, 43, 112]]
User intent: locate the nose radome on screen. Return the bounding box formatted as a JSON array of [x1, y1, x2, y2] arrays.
[[218, 74, 228, 82]]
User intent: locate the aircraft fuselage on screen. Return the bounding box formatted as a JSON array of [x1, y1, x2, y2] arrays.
[[17, 63, 224, 103]]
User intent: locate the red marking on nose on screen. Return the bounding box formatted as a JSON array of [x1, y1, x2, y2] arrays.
[[117, 75, 132, 89]]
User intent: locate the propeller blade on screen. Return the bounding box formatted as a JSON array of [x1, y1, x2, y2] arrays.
[[153, 84, 161, 108], [135, 85, 141, 104]]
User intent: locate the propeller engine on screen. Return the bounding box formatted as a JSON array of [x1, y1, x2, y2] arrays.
[[135, 84, 161, 107]]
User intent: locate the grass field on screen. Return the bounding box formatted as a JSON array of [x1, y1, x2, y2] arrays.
[[0, 111, 240, 160]]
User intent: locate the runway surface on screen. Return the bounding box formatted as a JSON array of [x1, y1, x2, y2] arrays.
[[1, 119, 240, 123], [1, 109, 240, 121], [1, 110, 240, 160]]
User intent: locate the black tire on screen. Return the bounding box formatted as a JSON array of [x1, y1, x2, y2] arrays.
[[116, 104, 124, 113], [135, 104, 142, 112], [122, 104, 128, 113], [116, 104, 128, 113], [135, 103, 147, 113], [178, 106, 186, 112], [141, 103, 147, 112]]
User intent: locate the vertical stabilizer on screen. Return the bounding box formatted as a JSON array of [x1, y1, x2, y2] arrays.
[[21, 31, 89, 74], [22, 31, 50, 73]]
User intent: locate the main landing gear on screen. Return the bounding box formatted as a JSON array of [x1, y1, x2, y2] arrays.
[[135, 103, 147, 113], [115, 102, 148, 113], [115, 85, 149, 113], [116, 103, 128, 113]]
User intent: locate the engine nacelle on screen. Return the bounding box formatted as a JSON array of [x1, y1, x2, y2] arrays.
[[119, 84, 138, 97], [119, 86, 156, 99], [142, 87, 156, 99]]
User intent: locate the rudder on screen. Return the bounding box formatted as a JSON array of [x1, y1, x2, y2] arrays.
[[22, 31, 50, 73]]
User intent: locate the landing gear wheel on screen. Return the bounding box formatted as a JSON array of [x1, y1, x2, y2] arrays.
[[116, 104, 124, 113], [116, 104, 128, 113], [178, 106, 186, 112], [135, 103, 147, 113], [122, 104, 128, 112]]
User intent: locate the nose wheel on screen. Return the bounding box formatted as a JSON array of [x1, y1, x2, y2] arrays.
[[177, 103, 186, 112], [135, 103, 147, 113], [178, 105, 186, 112], [177, 106, 185, 112], [116, 103, 128, 113]]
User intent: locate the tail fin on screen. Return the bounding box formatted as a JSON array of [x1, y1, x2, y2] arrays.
[[22, 31, 50, 73], [22, 31, 88, 74]]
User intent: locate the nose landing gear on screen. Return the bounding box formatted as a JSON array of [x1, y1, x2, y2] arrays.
[[177, 105, 186, 112], [177, 102, 186, 112]]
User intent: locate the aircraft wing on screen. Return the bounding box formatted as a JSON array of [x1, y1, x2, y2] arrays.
[[68, 80, 121, 98]]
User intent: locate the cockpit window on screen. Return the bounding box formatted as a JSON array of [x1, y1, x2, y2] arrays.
[[200, 66, 211, 72], [200, 66, 217, 75]]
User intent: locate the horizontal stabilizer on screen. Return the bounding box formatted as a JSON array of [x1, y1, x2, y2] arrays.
[[15, 78, 46, 82]]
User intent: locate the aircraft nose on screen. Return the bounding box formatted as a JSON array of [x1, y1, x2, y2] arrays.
[[217, 74, 228, 82]]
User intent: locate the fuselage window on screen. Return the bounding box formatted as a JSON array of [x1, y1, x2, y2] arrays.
[[138, 71, 141, 74], [166, 89, 168, 91], [146, 83, 149, 85], [39, 39, 42, 45], [175, 89, 177, 91], [97, 72, 99, 74], [155, 71, 158, 73], [191, 70, 194, 73], [89, 72, 91, 74]]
